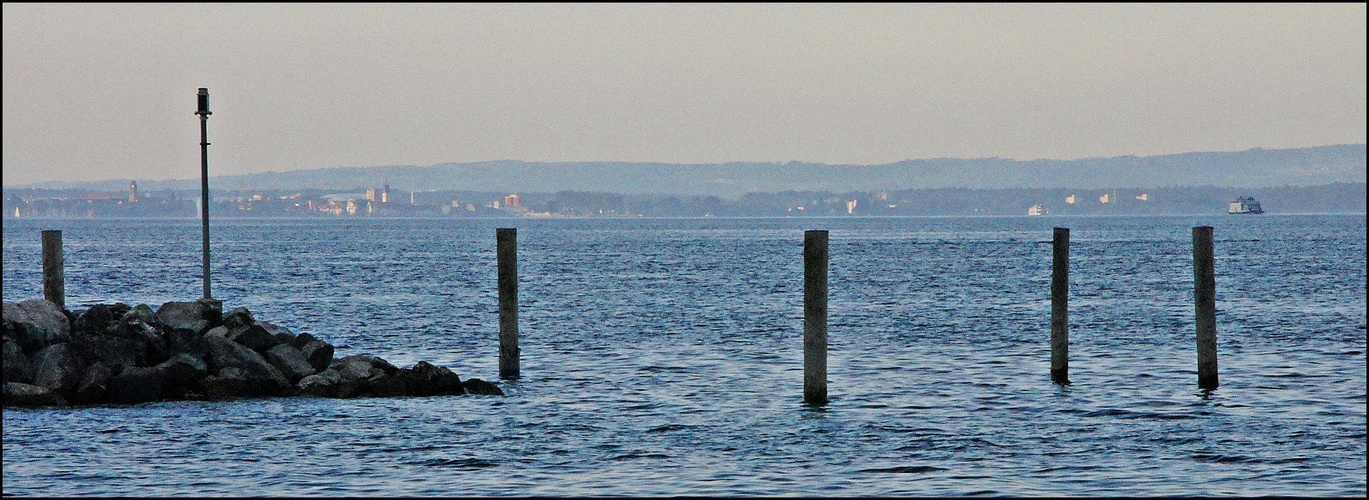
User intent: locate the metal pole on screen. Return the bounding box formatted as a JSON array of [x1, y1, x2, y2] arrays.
[[498, 227, 520, 379], [1192, 226, 1219, 389], [1050, 227, 1070, 384], [196, 88, 212, 300], [804, 230, 828, 406], [41, 230, 64, 308]]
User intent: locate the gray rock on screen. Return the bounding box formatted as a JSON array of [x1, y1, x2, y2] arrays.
[[73, 303, 115, 335], [124, 320, 169, 366], [3, 382, 68, 407], [120, 304, 159, 327], [330, 355, 396, 381], [3, 299, 72, 351], [2, 340, 30, 384], [462, 378, 505, 396], [106, 365, 165, 404], [257, 320, 296, 347], [299, 340, 334, 372], [164, 327, 208, 358], [157, 353, 209, 389], [109, 303, 132, 319], [4, 321, 47, 354], [290, 332, 318, 350], [155, 299, 221, 335], [264, 344, 315, 383], [226, 324, 278, 353], [297, 368, 343, 397], [73, 332, 144, 374], [197, 298, 223, 328], [203, 334, 289, 394], [399, 361, 464, 396], [74, 362, 113, 404], [365, 373, 407, 397], [199, 366, 251, 400], [31, 343, 83, 396], [221, 307, 255, 331]]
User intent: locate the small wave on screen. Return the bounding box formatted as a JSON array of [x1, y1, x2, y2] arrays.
[[409, 458, 498, 468], [646, 424, 695, 433], [858, 465, 946, 474], [609, 452, 670, 460], [1191, 453, 1252, 464]]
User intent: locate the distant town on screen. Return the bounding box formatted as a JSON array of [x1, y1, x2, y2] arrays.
[[2, 181, 1364, 219]]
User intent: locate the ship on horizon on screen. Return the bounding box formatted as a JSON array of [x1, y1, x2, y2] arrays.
[[1228, 196, 1265, 214]]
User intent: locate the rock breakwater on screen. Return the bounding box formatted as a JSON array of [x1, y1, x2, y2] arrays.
[[3, 298, 503, 408]]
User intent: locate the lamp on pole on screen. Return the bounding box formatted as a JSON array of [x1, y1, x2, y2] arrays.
[[196, 88, 212, 299]]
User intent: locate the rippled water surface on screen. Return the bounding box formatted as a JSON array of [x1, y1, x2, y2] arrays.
[[3, 215, 1365, 496]]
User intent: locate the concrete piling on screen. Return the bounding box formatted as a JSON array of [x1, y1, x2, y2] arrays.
[[498, 227, 520, 379], [804, 230, 828, 406], [41, 230, 64, 308], [1050, 227, 1070, 385], [1192, 226, 1219, 389]]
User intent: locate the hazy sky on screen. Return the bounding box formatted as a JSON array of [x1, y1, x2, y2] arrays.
[[3, 3, 1365, 186]]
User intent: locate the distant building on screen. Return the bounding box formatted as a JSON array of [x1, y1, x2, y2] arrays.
[[845, 199, 858, 214], [128, 181, 138, 203], [504, 194, 521, 208], [1065, 195, 1076, 204], [1136, 193, 1148, 201], [382, 184, 390, 204], [366, 188, 377, 201], [1099, 193, 1110, 204]]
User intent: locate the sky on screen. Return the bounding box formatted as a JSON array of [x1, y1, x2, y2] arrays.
[[3, 3, 1366, 187]]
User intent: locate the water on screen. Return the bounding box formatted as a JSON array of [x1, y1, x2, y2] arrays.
[[3, 214, 1365, 496]]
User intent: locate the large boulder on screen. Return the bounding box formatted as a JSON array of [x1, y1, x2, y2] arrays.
[[30, 343, 84, 397], [71, 330, 146, 374], [264, 344, 315, 383], [462, 378, 504, 396], [106, 365, 166, 404], [330, 355, 398, 381], [297, 369, 343, 397], [198, 366, 253, 400], [2, 340, 30, 384], [108, 302, 132, 320], [202, 335, 289, 395], [116, 319, 169, 366], [299, 340, 334, 372], [398, 361, 465, 396], [226, 324, 279, 354], [3, 299, 72, 352], [256, 320, 296, 348], [73, 362, 114, 405], [221, 307, 255, 331], [73, 303, 115, 335], [155, 299, 222, 335], [164, 327, 208, 358], [3, 382, 68, 407], [120, 304, 159, 327], [157, 353, 209, 399]]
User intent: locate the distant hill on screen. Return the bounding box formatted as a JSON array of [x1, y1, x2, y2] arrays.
[[17, 144, 1366, 197]]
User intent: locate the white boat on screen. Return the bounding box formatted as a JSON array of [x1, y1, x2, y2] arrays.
[[1228, 196, 1265, 214], [1027, 204, 1048, 216]]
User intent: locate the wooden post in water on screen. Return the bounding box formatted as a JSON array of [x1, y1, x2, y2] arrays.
[[1192, 226, 1219, 389], [1050, 227, 1070, 385], [804, 230, 829, 406], [196, 88, 213, 300], [41, 230, 64, 308], [497, 228, 520, 379]]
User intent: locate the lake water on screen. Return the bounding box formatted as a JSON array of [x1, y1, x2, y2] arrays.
[[3, 214, 1365, 496]]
